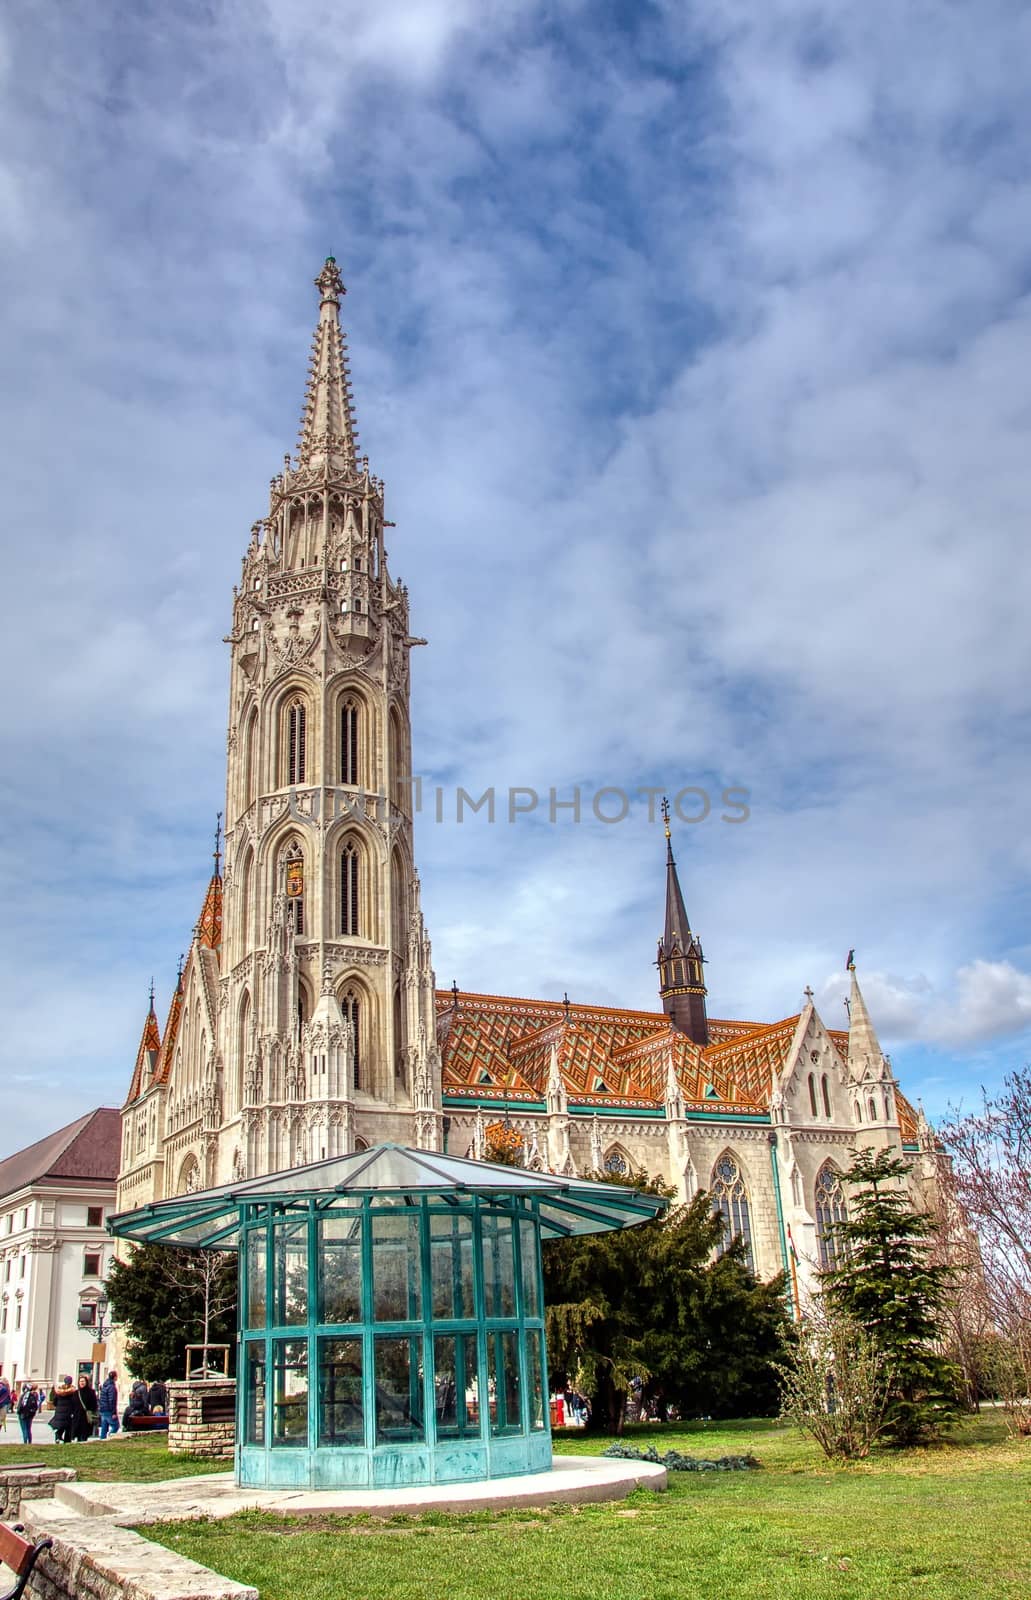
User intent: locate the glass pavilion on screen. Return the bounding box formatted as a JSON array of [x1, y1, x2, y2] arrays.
[[108, 1144, 665, 1490]]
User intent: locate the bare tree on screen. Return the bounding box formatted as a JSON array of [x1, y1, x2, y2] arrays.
[[778, 1301, 894, 1460], [939, 1067, 1031, 1434]]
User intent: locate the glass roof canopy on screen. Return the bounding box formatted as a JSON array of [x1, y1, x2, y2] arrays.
[[108, 1143, 668, 1251]]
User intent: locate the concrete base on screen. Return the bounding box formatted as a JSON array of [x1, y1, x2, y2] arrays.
[[54, 1454, 667, 1523]]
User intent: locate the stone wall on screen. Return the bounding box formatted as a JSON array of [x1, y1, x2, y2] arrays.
[[19, 1502, 257, 1600], [167, 1379, 236, 1459], [0, 1464, 75, 1520]]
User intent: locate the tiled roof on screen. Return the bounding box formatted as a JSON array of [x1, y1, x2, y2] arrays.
[[125, 1006, 162, 1106], [196, 873, 223, 952], [438, 990, 799, 1111], [0, 1109, 121, 1199], [436, 989, 919, 1130]]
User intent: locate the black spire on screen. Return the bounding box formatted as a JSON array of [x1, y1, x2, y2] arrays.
[[656, 800, 709, 1046]]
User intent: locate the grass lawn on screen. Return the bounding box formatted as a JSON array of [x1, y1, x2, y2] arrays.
[[142, 1414, 1031, 1600], [0, 1438, 228, 1482]]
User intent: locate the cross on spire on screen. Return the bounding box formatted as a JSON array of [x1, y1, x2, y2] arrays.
[[297, 257, 359, 472], [563, 991, 571, 1023], [148, 976, 155, 1012], [213, 811, 223, 876], [661, 795, 671, 839], [451, 979, 460, 1009]]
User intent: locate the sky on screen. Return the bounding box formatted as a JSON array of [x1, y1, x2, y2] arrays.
[[2, 0, 1030, 1158]]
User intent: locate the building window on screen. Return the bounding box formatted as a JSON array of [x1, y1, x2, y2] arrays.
[[0, 1305, 6, 1332], [84, 1251, 102, 1277], [808, 1073, 818, 1116], [15, 1303, 21, 1332], [19, 1255, 26, 1278], [868, 1096, 877, 1122], [344, 992, 362, 1091], [19, 1209, 27, 1229], [284, 845, 304, 937], [340, 701, 359, 786], [353, 599, 362, 615], [815, 1164, 848, 1270], [287, 700, 307, 785], [3, 1260, 9, 1283], [340, 842, 360, 936], [710, 1153, 754, 1271], [87, 1206, 103, 1228], [78, 1302, 97, 1328], [604, 1150, 629, 1176], [821, 1075, 831, 1118]]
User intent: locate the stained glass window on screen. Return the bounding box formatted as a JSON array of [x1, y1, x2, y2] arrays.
[[710, 1153, 754, 1271], [815, 1164, 848, 1270]]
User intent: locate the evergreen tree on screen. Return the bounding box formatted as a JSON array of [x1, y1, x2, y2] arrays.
[[822, 1148, 958, 1445], [543, 1173, 791, 1430], [105, 1245, 238, 1381]]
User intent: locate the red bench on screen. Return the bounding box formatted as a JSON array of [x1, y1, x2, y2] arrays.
[[0, 1521, 53, 1600], [124, 1413, 169, 1432]]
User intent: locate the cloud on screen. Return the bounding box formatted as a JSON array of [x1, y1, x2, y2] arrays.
[[1, 0, 1031, 1155]]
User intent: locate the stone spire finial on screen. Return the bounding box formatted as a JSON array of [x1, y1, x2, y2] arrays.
[[296, 257, 359, 473]]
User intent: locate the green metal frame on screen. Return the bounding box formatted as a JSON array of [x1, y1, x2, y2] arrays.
[[237, 1192, 551, 1487]]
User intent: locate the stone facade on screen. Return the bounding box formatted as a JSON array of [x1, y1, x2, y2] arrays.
[[115, 259, 937, 1311]]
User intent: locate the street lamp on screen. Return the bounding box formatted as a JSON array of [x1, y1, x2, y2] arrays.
[[76, 1292, 112, 1387]]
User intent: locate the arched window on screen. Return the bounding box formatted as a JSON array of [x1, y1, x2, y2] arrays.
[[808, 1073, 818, 1116], [237, 992, 251, 1110], [340, 700, 359, 785], [821, 1074, 831, 1118], [389, 707, 408, 814], [243, 706, 259, 807], [177, 1154, 200, 1196], [394, 985, 406, 1085], [391, 850, 408, 952], [296, 982, 310, 1044], [286, 699, 307, 785], [340, 842, 359, 936], [343, 991, 362, 1090], [868, 1095, 878, 1122], [239, 847, 254, 955], [604, 1149, 629, 1176], [710, 1153, 754, 1271], [815, 1164, 848, 1270], [283, 841, 304, 937]]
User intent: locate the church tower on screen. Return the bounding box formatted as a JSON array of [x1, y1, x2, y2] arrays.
[[656, 802, 709, 1046], [221, 258, 442, 1174], [119, 259, 442, 1208]]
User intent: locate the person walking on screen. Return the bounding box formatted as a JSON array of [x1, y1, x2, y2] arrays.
[[51, 1377, 78, 1444], [16, 1382, 39, 1444], [0, 1374, 11, 1431], [75, 1375, 99, 1441], [98, 1370, 120, 1438]]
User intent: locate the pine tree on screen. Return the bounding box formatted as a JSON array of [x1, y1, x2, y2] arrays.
[[822, 1148, 958, 1445]]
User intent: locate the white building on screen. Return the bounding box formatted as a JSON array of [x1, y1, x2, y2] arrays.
[[0, 1109, 120, 1388]]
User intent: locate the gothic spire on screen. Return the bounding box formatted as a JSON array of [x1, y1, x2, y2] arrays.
[[846, 963, 889, 1083], [656, 799, 709, 1046], [296, 257, 360, 474]]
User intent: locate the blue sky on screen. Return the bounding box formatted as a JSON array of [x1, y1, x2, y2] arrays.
[[2, 0, 1031, 1157]]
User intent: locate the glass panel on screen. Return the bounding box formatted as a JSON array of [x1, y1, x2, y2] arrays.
[[519, 1219, 540, 1319], [271, 1337, 308, 1448], [246, 1230, 267, 1327], [430, 1212, 475, 1321], [433, 1333, 481, 1440], [372, 1213, 422, 1322], [525, 1330, 545, 1431], [481, 1213, 515, 1319], [488, 1329, 522, 1436], [272, 1218, 308, 1326], [375, 1335, 425, 1444], [320, 1213, 363, 1323], [245, 1341, 266, 1445], [318, 1337, 364, 1446]]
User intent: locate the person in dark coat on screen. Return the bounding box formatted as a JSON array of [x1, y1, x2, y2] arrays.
[[123, 1380, 151, 1429], [51, 1376, 78, 1443], [148, 1379, 168, 1413], [17, 1382, 39, 1444], [75, 1375, 98, 1440]]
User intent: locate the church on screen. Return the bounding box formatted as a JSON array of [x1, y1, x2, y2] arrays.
[[116, 259, 934, 1302]]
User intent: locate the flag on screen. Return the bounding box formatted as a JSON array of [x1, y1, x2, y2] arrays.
[[786, 1224, 799, 1263]]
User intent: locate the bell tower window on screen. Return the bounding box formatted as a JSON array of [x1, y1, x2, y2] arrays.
[[287, 700, 307, 785], [341, 701, 359, 786], [340, 842, 359, 936], [284, 846, 304, 937], [344, 991, 362, 1090]]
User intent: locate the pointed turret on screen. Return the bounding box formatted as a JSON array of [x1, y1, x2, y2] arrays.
[[656, 801, 709, 1046], [125, 986, 162, 1105], [846, 964, 888, 1084], [196, 813, 223, 952], [296, 257, 359, 475]]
